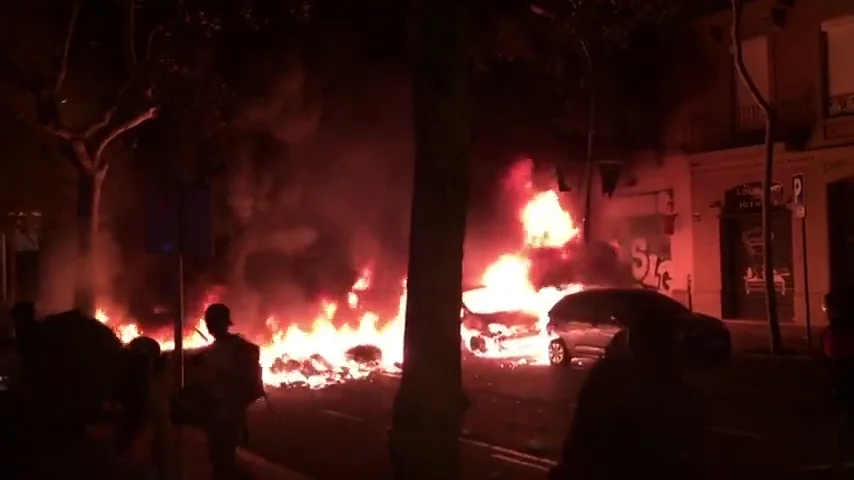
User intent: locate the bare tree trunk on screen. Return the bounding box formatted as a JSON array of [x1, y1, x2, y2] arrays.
[[74, 167, 106, 315], [388, 0, 469, 478], [731, 0, 782, 353]]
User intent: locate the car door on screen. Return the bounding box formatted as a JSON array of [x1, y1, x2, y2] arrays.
[[548, 293, 601, 359], [587, 300, 618, 354]]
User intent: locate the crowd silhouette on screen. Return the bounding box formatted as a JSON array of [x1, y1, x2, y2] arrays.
[[0, 302, 262, 480]]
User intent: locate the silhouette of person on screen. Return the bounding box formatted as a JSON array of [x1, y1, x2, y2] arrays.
[[821, 290, 854, 475], [549, 316, 705, 480], [1, 309, 133, 479], [197, 303, 260, 480], [114, 336, 170, 474]]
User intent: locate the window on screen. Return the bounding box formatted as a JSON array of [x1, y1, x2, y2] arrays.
[[548, 292, 599, 324], [734, 36, 771, 109], [823, 16, 854, 116]]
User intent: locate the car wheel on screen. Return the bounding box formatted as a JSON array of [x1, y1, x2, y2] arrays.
[[548, 339, 570, 365], [469, 336, 487, 353]]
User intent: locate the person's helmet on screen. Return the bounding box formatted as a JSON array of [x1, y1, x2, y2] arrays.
[[127, 336, 161, 357], [204, 303, 232, 330]]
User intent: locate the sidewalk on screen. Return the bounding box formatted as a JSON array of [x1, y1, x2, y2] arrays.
[[88, 424, 312, 480], [725, 321, 822, 357], [175, 427, 312, 480]]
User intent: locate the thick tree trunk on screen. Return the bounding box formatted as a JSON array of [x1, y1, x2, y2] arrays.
[[74, 168, 106, 315], [388, 0, 470, 479], [761, 117, 783, 352]]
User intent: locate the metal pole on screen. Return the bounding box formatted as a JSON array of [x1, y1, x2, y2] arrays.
[[1, 233, 7, 305], [687, 274, 693, 311], [8, 235, 16, 304], [173, 188, 186, 480], [801, 217, 812, 352], [175, 252, 185, 386]]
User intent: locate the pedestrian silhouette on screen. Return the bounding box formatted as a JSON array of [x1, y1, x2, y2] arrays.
[[175, 303, 263, 480], [2, 309, 134, 479], [549, 315, 705, 480], [114, 336, 170, 473]]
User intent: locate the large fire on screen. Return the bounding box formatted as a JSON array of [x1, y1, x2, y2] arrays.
[[96, 163, 584, 389]]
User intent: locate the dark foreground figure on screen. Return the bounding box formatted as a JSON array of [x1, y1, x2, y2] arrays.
[[0, 306, 131, 479], [821, 290, 854, 477], [548, 316, 705, 480], [173, 303, 265, 480]]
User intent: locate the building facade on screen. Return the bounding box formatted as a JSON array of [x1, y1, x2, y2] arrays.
[[597, 0, 854, 326]]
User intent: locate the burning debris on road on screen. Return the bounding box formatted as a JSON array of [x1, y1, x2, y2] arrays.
[[93, 160, 626, 390]]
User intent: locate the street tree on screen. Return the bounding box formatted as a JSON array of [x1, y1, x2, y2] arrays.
[[388, 0, 470, 478], [0, 1, 175, 312], [480, 0, 709, 243], [730, 0, 784, 353], [0, 0, 313, 313]]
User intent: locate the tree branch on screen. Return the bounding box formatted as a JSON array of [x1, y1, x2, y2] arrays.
[[93, 107, 158, 162], [730, 0, 775, 116], [121, 0, 138, 71], [83, 80, 134, 137], [145, 25, 163, 63], [52, 0, 80, 97]]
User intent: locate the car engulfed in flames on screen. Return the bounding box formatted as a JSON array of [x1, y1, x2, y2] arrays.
[[95, 161, 589, 389]]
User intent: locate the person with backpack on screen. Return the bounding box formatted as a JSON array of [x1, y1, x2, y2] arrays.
[[197, 303, 265, 480]]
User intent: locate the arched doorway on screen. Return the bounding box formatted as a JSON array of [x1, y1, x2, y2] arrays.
[[719, 181, 794, 321], [827, 177, 854, 293]]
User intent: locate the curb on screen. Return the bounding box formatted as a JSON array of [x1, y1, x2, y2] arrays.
[[237, 448, 314, 480]]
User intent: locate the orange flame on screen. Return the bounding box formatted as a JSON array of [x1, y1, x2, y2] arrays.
[[96, 161, 583, 387]]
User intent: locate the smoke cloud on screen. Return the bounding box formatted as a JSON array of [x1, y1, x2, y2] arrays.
[[220, 61, 414, 322]]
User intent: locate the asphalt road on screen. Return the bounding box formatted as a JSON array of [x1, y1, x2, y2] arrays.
[[244, 351, 852, 480], [244, 378, 552, 480]]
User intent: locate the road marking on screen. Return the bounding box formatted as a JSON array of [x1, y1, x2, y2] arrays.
[[489, 445, 558, 466], [801, 461, 854, 471], [321, 409, 364, 423], [706, 426, 763, 439], [459, 436, 558, 468], [491, 453, 550, 471]]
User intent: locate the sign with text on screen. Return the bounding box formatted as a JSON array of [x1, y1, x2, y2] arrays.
[[723, 181, 784, 216], [792, 174, 805, 218]]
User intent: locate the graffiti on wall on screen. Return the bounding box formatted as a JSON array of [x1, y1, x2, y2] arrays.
[[614, 214, 674, 295], [630, 237, 674, 294]]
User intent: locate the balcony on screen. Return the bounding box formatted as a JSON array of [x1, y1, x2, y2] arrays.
[[678, 97, 815, 153]]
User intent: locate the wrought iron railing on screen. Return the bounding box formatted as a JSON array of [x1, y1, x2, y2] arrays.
[[676, 96, 815, 153]]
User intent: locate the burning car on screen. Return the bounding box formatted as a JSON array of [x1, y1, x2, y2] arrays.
[[461, 300, 541, 356], [545, 287, 731, 367]]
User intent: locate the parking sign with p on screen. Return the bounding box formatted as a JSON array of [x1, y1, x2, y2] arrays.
[[792, 174, 805, 218]]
